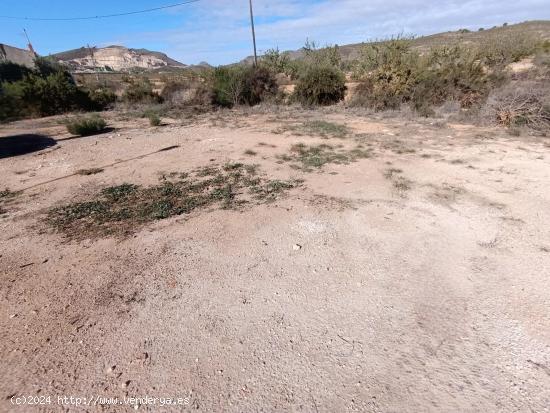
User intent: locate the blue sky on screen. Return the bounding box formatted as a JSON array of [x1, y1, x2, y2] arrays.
[[1, 0, 549, 65]]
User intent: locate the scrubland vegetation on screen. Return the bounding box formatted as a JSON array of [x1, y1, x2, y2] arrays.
[[1, 26, 549, 133], [0, 58, 115, 121]]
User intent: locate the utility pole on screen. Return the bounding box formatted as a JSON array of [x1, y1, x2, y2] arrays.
[[87, 44, 100, 82], [23, 28, 37, 56], [248, 0, 258, 67]]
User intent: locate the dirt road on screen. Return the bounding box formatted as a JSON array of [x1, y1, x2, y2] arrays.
[[1, 109, 549, 412]]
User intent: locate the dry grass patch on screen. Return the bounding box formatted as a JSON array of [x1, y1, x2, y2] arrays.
[[383, 168, 413, 196], [0, 189, 19, 215], [47, 163, 300, 239], [277, 143, 372, 171], [76, 168, 104, 176], [274, 120, 350, 139]]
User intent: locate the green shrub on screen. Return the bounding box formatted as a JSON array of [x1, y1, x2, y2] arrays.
[[293, 65, 346, 106], [351, 38, 419, 110], [302, 40, 341, 69], [122, 78, 163, 104], [352, 37, 416, 80], [477, 33, 539, 67], [88, 87, 117, 110], [212, 66, 277, 107], [284, 40, 342, 80], [0, 62, 32, 83], [1, 71, 91, 119], [411, 46, 489, 111], [351, 39, 493, 112], [0, 59, 96, 122], [260, 48, 291, 74], [148, 113, 161, 126], [212, 67, 243, 107], [66, 115, 107, 136], [34, 56, 67, 77]]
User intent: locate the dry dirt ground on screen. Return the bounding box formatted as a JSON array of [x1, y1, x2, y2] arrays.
[[1, 108, 549, 412]]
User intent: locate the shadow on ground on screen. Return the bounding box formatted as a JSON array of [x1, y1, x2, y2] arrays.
[[0, 134, 57, 159], [57, 127, 115, 142]]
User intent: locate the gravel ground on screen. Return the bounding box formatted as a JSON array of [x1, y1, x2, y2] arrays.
[[1, 109, 549, 412]]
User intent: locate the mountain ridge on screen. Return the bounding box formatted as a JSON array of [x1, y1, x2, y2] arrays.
[[53, 45, 186, 73]]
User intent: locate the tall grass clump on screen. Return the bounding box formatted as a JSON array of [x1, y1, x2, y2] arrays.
[[66, 115, 107, 136]]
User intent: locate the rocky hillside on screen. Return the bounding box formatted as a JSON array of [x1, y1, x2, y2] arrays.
[[53, 45, 186, 73]]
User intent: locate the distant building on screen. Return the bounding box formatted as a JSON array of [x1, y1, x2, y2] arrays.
[[0, 44, 36, 68]]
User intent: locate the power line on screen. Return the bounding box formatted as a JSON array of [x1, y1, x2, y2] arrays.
[[0, 0, 200, 21]]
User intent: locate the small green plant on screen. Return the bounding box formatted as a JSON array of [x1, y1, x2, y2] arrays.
[[66, 115, 107, 136], [148, 113, 161, 126], [293, 66, 346, 106]]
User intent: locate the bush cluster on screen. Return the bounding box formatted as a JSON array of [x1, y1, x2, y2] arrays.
[[122, 78, 163, 104], [350, 38, 497, 113], [293, 65, 346, 106], [0, 57, 114, 122], [478, 32, 539, 67], [66, 115, 107, 136], [87, 87, 117, 110], [211, 66, 277, 107]]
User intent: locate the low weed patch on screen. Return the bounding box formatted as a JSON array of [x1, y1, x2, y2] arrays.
[[277, 143, 372, 171], [47, 164, 300, 238]]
